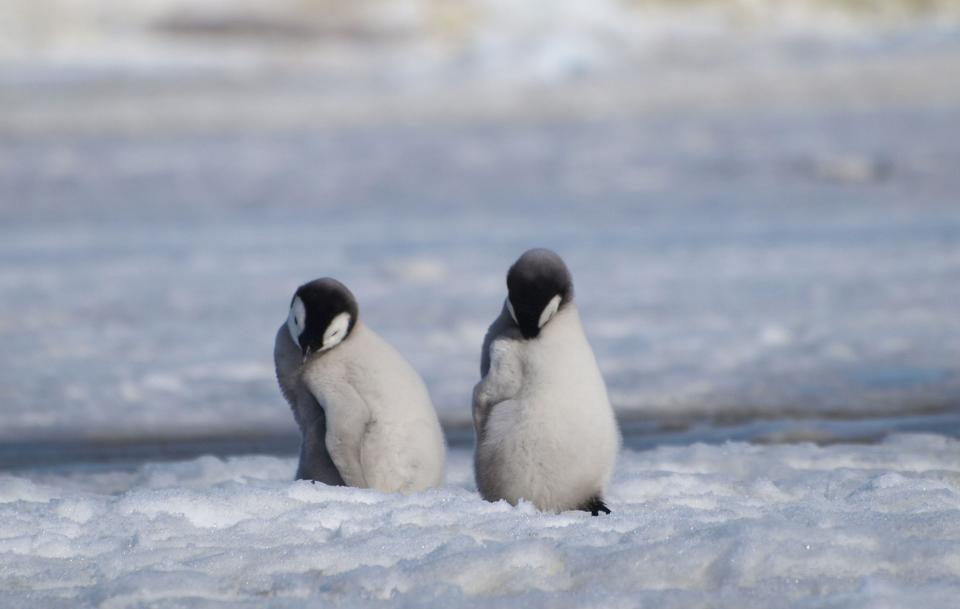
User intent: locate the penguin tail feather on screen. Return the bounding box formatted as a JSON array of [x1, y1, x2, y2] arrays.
[[579, 495, 611, 516]]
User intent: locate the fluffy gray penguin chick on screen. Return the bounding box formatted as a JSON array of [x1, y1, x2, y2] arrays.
[[275, 278, 446, 492], [473, 249, 621, 515]]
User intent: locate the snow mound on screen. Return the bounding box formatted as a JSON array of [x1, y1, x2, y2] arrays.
[[1, 436, 958, 607]]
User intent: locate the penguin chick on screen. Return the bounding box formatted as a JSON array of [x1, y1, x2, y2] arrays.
[[473, 249, 620, 515], [275, 278, 445, 492]]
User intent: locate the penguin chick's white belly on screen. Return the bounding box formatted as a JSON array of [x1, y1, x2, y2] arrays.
[[301, 323, 445, 493], [477, 307, 620, 512]]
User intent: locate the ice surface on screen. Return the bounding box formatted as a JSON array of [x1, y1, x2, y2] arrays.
[[1, 437, 958, 607], [2, 108, 959, 440], [2, 0, 959, 442]]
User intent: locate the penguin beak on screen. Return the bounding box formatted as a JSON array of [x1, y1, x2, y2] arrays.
[[516, 294, 561, 339], [516, 314, 541, 339], [520, 325, 540, 339], [508, 299, 543, 339]]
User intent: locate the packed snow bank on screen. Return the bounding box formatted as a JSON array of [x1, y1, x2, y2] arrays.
[[1, 435, 958, 607]]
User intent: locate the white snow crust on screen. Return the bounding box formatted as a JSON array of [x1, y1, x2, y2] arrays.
[[1, 436, 958, 608]]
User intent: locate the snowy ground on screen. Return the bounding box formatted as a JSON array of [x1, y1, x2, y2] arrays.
[[2, 105, 960, 443], [2, 5, 960, 605], [2, 437, 959, 608], [2, 2, 960, 445]]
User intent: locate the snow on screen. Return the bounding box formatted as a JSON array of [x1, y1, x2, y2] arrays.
[[2, 108, 959, 440], [1, 2, 958, 606], [1, 436, 958, 607], [2, 5, 960, 602]]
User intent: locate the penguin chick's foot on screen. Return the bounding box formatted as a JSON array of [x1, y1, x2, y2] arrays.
[[579, 495, 611, 516]]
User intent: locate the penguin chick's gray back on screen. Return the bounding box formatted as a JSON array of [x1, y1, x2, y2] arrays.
[[275, 324, 345, 486]]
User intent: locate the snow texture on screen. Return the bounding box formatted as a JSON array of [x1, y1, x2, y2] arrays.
[[2, 4, 958, 605], [2, 106, 959, 439], [1, 437, 958, 608]]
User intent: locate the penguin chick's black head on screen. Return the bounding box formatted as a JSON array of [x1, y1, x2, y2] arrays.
[[287, 278, 358, 358], [506, 248, 574, 339]]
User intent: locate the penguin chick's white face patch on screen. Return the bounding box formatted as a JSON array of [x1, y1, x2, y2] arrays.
[[320, 312, 351, 351], [287, 296, 307, 344], [506, 298, 518, 325], [538, 294, 562, 329]]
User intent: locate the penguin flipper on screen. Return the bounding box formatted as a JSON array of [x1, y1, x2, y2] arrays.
[[474, 337, 524, 432], [295, 398, 346, 486], [274, 325, 305, 419], [308, 381, 372, 488], [578, 495, 611, 516], [480, 306, 517, 377]]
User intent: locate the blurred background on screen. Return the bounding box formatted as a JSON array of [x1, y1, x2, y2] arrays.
[[2, 0, 959, 466]]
